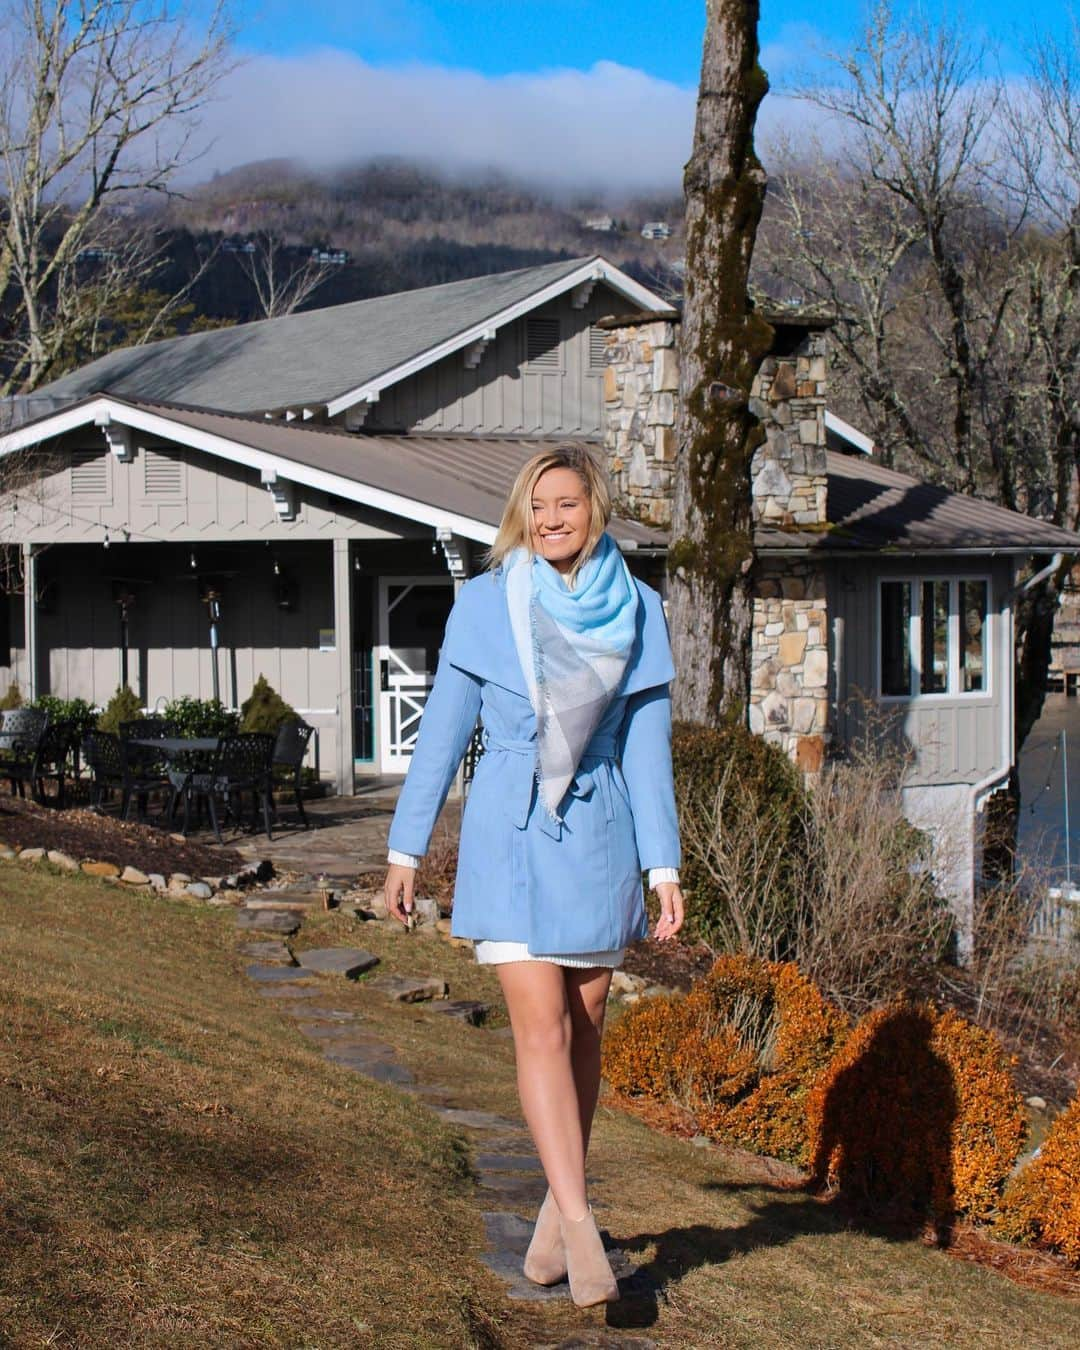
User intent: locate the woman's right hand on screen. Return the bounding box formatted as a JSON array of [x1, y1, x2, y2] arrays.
[[384, 862, 417, 927]]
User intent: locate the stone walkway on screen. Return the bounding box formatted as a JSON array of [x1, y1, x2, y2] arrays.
[[233, 882, 659, 1348]]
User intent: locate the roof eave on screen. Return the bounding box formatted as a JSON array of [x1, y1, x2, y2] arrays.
[[323, 257, 671, 420]]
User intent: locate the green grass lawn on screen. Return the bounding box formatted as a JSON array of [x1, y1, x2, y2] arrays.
[[1, 866, 1078, 1348]]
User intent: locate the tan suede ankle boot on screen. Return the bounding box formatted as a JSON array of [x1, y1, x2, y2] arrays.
[[559, 1205, 619, 1307], [522, 1188, 567, 1285]]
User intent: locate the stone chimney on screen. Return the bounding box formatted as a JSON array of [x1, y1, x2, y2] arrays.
[[600, 311, 832, 775]]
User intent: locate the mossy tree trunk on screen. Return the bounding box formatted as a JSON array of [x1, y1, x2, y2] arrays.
[[668, 0, 774, 723]]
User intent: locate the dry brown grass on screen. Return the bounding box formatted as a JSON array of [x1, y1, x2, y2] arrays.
[[0, 866, 512, 1349]]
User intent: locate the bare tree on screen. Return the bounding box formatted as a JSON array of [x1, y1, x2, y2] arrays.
[[0, 0, 233, 394], [668, 0, 774, 723], [232, 233, 334, 319]]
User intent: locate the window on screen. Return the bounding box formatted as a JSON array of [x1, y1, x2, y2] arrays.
[[525, 316, 561, 368], [878, 576, 990, 699]]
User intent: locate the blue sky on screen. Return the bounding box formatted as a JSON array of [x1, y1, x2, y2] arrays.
[[195, 3, 1076, 190], [239, 1, 1069, 85]]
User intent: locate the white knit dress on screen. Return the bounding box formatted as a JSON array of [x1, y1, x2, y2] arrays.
[[386, 848, 678, 967]]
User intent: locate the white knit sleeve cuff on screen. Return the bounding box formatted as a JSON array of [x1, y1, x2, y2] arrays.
[[387, 848, 423, 869], [648, 867, 680, 890]]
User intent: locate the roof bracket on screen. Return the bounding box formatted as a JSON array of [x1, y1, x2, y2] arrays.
[[102, 423, 134, 462], [463, 328, 497, 369], [571, 280, 597, 309], [261, 468, 297, 522], [436, 526, 469, 578], [343, 395, 377, 431]]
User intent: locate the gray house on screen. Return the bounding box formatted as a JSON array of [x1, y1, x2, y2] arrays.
[[3, 255, 1078, 942]]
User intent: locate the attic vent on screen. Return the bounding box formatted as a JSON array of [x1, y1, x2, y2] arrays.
[[70, 448, 107, 496], [143, 449, 183, 496], [525, 317, 561, 368], [588, 325, 609, 369]]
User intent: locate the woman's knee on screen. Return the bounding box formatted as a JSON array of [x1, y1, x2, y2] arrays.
[[514, 1006, 574, 1057]]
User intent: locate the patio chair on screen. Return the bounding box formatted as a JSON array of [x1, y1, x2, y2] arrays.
[[31, 718, 76, 807], [0, 708, 48, 799], [83, 729, 170, 819], [272, 719, 314, 829], [119, 718, 177, 817], [169, 732, 275, 843]]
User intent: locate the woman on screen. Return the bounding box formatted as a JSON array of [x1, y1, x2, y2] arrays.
[[383, 445, 684, 1308]]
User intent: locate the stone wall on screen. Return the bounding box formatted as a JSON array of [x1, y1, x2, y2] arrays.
[[600, 316, 832, 772], [599, 319, 679, 526]]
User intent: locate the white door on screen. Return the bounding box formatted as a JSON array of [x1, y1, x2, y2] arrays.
[[377, 576, 454, 773]]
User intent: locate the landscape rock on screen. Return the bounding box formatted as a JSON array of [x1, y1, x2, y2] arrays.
[[0, 844, 16, 860], [435, 917, 453, 936], [167, 873, 192, 894], [236, 908, 302, 935], [449, 937, 474, 952], [367, 973, 448, 1003], [147, 873, 167, 891], [120, 865, 150, 886], [412, 896, 439, 924], [245, 891, 327, 911], [185, 881, 213, 900], [18, 847, 45, 862], [47, 850, 79, 871], [296, 947, 380, 978], [1026, 1095, 1048, 1111], [610, 970, 647, 996]]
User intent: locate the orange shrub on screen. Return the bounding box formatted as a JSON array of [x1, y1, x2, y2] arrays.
[[806, 1000, 1025, 1225], [603, 955, 849, 1165], [997, 1095, 1080, 1264]]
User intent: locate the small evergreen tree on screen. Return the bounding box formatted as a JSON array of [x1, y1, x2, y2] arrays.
[[0, 681, 23, 710], [240, 674, 297, 734], [97, 685, 143, 733]]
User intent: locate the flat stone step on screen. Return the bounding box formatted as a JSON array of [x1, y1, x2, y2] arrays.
[[238, 940, 293, 963], [430, 1106, 525, 1132], [324, 1045, 414, 1084], [245, 963, 311, 983], [243, 890, 332, 911], [479, 1212, 639, 1304], [295, 947, 380, 978], [367, 973, 448, 1003], [236, 909, 302, 935], [257, 984, 322, 1000], [474, 1152, 544, 1173], [476, 1172, 548, 1205], [430, 999, 490, 1026]]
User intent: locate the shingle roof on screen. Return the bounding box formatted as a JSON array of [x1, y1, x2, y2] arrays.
[[755, 452, 1080, 555], [58, 397, 667, 548], [34, 256, 603, 415]]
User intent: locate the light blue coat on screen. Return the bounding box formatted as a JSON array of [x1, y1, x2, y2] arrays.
[[386, 565, 681, 955]]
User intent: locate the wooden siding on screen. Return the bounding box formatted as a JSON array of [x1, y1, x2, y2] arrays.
[[0, 432, 430, 547], [360, 287, 614, 438], [830, 555, 1014, 786]]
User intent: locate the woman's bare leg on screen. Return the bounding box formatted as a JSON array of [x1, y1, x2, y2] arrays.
[[565, 966, 614, 1154], [497, 962, 589, 1222]]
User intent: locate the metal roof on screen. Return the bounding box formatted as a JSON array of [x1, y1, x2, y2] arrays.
[[32, 256, 659, 417], [756, 451, 1080, 555], [14, 394, 666, 548]]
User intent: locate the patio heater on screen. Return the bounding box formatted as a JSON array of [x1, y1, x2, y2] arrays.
[[116, 588, 136, 688], [202, 583, 223, 704]]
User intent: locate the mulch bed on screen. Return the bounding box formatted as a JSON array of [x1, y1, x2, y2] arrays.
[[0, 797, 244, 876], [622, 934, 716, 990]]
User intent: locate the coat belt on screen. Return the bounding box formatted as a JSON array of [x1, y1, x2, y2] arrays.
[[480, 730, 617, 837]]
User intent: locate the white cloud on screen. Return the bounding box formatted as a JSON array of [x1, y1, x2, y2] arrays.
[[188, 48, 815, 193]]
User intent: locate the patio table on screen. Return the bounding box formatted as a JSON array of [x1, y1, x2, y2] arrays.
[[129, 737, 222, 834]]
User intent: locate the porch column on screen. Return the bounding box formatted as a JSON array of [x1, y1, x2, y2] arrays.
[[332, 538, 355, 795], [21, 543, 37, 702]]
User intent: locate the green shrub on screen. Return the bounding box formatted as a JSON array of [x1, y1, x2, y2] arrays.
[[162, 695, 239, 738], [672, 719, 807, 948], [240, 674, 297, 734], [0, 681, 23, 710], [97, 685, 144, 733], [32, 694, 98, 733]]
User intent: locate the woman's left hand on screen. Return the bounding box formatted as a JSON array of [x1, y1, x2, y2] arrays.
[[653, 882, 684, 942]]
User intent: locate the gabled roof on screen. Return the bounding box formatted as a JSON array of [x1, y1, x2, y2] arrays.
[[30, 257, 669, 419], [0, 394, 666, 549], [756, 452, 1080, 556]]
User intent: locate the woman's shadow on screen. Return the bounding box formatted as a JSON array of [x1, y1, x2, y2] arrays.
[[606, 1006, 957, 1329]]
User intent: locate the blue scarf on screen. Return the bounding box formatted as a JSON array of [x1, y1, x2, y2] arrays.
[[505, 530, 639, 822]]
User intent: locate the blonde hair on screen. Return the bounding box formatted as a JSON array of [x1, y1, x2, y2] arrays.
[[485, 445, 612, 583]]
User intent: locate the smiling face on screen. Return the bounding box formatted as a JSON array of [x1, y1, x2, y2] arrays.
[[529, 466, 592, 574]]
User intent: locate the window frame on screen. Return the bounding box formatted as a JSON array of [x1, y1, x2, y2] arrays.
[[876, 573, 992, 703]]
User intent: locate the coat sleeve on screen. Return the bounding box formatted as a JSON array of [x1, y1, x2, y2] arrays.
[[618, 683, 681, 872], [386, 599, 483, 859]]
